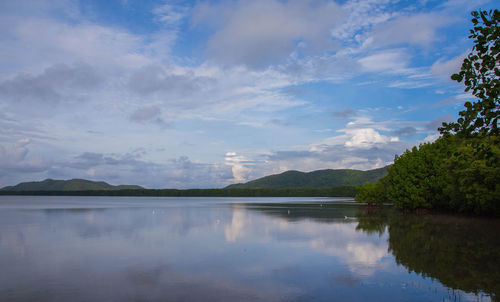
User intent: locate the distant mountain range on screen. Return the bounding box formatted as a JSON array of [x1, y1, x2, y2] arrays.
[[0, 179, 144, 191], [225, 167, 388, 189], [1, 167, 388, 192]]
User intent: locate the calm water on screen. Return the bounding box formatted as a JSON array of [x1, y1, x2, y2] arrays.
[[0, 196, 498, 301]]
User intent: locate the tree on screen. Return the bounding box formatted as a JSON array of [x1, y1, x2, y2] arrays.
[[439, 10, 499, 137], [354, 181, 386, 206], [441, 135, 500, 215], [383, 140, 451, 210]]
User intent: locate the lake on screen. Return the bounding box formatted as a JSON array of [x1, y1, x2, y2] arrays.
[[0, 196, 498, 301]]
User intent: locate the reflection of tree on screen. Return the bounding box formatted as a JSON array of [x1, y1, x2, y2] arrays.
[[244, 202, 360, 222], [356, 210, 500, 300], [354, 208, 387, 236]]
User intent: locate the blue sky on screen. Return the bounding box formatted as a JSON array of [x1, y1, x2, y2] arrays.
[[0, 0, 495, 188]]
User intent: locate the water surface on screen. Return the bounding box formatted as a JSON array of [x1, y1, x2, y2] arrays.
[[0, 196, 498, 301]]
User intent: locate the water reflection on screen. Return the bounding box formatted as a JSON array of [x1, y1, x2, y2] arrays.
[[356, 208, 500, 301], [0, 196, 498, 301]]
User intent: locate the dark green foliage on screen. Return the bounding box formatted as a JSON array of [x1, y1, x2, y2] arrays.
[[356, 136, 500, 216], [0, 185, 357, 197], [384, 139, 451, 210], [226, 167, 388, 189], [440, 10, 499, 136], [442, 135, 500, 214], [355, 139, 450, 209], [0, 178, 143, 191], [354, 181, 386, 206]]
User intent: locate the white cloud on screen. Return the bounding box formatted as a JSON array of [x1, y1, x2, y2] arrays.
[[153, 3, 189, 26], [1, 18, 149, 73], [331, 0, 394, 43], [357, 50, 435, 87], [358, 50, 410, 73], [422, 133, 441, 143], [222, 118, 409, 182], [0, 139, 50, 174], [388, 80, 433, 89], [430, 52, 467, 81], [225, 152, 254, 183], [44, 152, 235, 189], [0, 0, 483, 188], [344, 128, 399, 148], [192, 0, 343, 68], [0, 10, 307, 122], [371, 13, 453, 48], [1, 138, 30, 163], [435, 93, 474, 107]]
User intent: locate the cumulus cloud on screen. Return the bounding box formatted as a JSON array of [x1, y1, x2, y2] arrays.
[[0, 115, 410, 187], [225, 152, 254, 183], [192, 0, 342, 68], [344, 128, 399, 148], [0, 139, 49, 174], [223, 118, 409, 181]]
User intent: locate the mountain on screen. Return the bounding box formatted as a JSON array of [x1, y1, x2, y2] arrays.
[[225, 167, 388, 189], [0, 179, 144, 191], [1, 167, 388, 192]]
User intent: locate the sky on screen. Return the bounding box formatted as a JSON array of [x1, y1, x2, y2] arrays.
[[0, 0, 496, 188]]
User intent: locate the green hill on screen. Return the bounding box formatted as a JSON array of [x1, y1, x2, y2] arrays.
[[225, 167, 388, 189], [1, 179, 144, 191]]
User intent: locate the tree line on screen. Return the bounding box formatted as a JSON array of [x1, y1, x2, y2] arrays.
[[0, 186, 357, 197]]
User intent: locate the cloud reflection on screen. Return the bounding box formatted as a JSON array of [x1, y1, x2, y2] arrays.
[[1, 197, 475, 301]]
